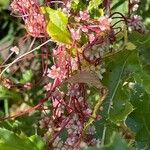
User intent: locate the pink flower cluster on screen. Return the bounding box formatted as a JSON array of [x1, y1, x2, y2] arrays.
[[10, 0, 46, 37], [128, 15, 146, 33], [130, 0, 140, 12], [9, 0, 146, 149]]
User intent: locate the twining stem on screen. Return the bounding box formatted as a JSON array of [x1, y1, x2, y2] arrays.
[[4, 99, 9, 117], [0, 39, 52, 77], [84, 88, 108, 132]]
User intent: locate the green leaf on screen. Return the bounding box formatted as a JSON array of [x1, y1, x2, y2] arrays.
[[88, 0, 102, 10], [41, 7, 72, 44], [0, 85, 21, 100], [20, 70, 33, 84], [101, 132, 133, 150], [85, 132, 132, 150], [112, 0, 128, 14], [126, 42, 136, 50], [127, 84, 150, 149], [29, 135, 45, 150], [71, 0, 86, 12], [103, 50, 134, 125], [129, 32, 150, 94], [134, 71, 150, 94], [128, 32, 150, 64], [0, 128, 44, 150], [0, 0, 9, 9], [101, 50, 141, 144]]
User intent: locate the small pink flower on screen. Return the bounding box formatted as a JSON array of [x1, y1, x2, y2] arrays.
[[98, 16, 112, 31], [24, 82, 32, 90], [47, 65, 66, 80], [81, 25, 88, 32], [79, 10, 90, 21], [47, 66, 61, 79], [89, 33, 95, 43], [10, 0, 46, 37], [3, 79, 12, 89], [132, 4, 139, 11], [70, 28, 81, 41], [44, 83, 52, 91]]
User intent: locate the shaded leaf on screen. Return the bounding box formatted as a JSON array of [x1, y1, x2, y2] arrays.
[[101, 50, 139, 143], [88, 0, 102, 10], [0, 85, 21, 100], [0, 128, 44, 150], [66, 71, 102, 89], [127, 84, 150, 149], [85, 132, 132, 150], [103, 50, 134, 124]]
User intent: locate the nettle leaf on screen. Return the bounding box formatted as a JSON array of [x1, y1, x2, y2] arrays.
[[100, 132, 133, 150], [129, 32, 150, 66], [85, 132, 132, 150], [109, 85, 134, 124], [129, 32, 150, 93], [0, 128, 45, 150], [100, 50, 143, 144], [41, 7, 72, 44], [112, 0, 128, 14], [134, 71, 150, 94], [126, 84, 150, 149], [88, 0, 102, 10], [103, 50, 134, 125]]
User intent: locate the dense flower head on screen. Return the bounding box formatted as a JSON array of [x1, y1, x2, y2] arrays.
[[8, 0, 147, 149], [10, 0, 46, 37], [70, 28, 81, 41], [128, 15, 146, 33], [79, 10, 90, 21], [98, 16, 112, 31], [130, 0, 140, 12], [47, 66, 67, 80]]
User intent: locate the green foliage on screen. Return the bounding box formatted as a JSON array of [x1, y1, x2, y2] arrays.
[[0, 0, 9, 9], [20, 70, 34, 84], [0, 85, 21, 100], [29, 135, 45, 150], [88, 0, 102, 10], [0, 128, 45, 150], [127, 84, 150, 149], [103, 50, 134, 125], [0, 0, 150, 150], [41, 7, 72, 44], [85, 132, 132, 150]]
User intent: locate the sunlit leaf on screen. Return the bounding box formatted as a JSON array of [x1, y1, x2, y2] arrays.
[[41, 7, 72, 44], [126, 42, 136, 50], [88, 0, 102, 10]]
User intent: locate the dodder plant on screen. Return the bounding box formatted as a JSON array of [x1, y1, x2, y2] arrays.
[[0, 0, 149, 150]]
